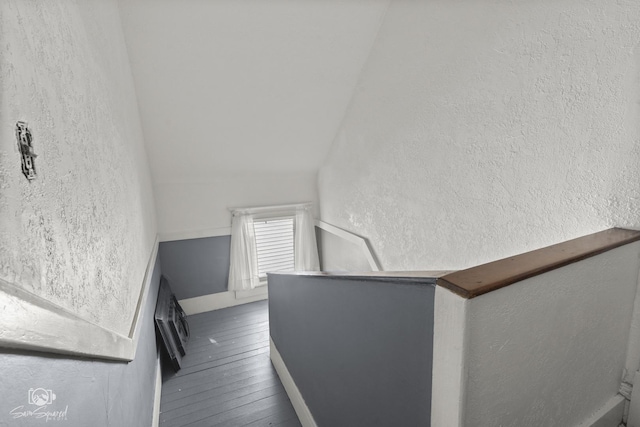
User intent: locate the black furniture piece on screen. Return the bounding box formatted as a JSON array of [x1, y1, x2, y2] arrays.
[[155, 276, 190, 371]]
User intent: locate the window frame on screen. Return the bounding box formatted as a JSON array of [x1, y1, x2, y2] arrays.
[[228, 202, 315, 292], [251, 213, 296, 284]]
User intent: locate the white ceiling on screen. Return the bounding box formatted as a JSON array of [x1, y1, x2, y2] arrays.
[[118, 0, 390, 184]]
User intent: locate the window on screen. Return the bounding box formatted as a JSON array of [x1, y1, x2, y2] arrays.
[[253, 217, 294, 280], [228, 204, 319, 292]]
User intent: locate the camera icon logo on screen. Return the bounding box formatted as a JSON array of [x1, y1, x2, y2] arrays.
[[28, 388, 56, 406]]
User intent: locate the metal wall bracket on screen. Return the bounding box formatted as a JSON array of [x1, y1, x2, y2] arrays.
[[16, 121, 37, 180]]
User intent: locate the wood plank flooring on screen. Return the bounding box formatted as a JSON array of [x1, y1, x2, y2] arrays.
[[159, 300, 301, 427]]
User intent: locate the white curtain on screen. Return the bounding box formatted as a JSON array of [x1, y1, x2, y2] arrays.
[[228, 212, 261, 291], [294, 206, 320, 271]]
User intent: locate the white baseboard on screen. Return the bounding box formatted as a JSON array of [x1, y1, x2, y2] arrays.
[[178, 287, 268, 316], [151, 354, 162, 427], [235, 285, 268, 300], [269, 338, 317, 427], [578, 395, 625, 427]]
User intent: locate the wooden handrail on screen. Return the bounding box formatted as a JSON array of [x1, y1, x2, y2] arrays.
[[437, 228, 640, 299]]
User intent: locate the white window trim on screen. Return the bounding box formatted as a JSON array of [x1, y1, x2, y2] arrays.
[[228, 202, 313, 217], [228, 203, 319, 293]]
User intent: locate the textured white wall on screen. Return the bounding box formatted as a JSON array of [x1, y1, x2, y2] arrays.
[[0, 0, 156, 336], [118, 0, 390, 235], [319, 0, 640, 271], [463, 243, 640, 426]]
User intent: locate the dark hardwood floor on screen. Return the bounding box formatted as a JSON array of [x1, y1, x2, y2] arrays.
[[159, 300, 301, 427]]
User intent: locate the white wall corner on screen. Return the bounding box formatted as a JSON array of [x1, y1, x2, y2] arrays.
[[624, 262, 640, 384], [622, 249, 640, 427], [130, 237, 160, 353], [627, 371, 640, 427], [431, 286, 468, 427], [270, 338, 318, 427]]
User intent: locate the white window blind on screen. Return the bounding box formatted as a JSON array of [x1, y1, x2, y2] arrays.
[[253, 217, 294, 278]]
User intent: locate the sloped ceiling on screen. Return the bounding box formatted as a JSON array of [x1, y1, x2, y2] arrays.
[[118, 0, 390, 185]]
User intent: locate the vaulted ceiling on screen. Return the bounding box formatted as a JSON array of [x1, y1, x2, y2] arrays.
[[118, 0, 390, 185]]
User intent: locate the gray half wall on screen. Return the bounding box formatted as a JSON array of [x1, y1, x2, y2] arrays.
[[0, 254, 162, 427], [159, 235, 231, 300], [269, 274, 435, 427]]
